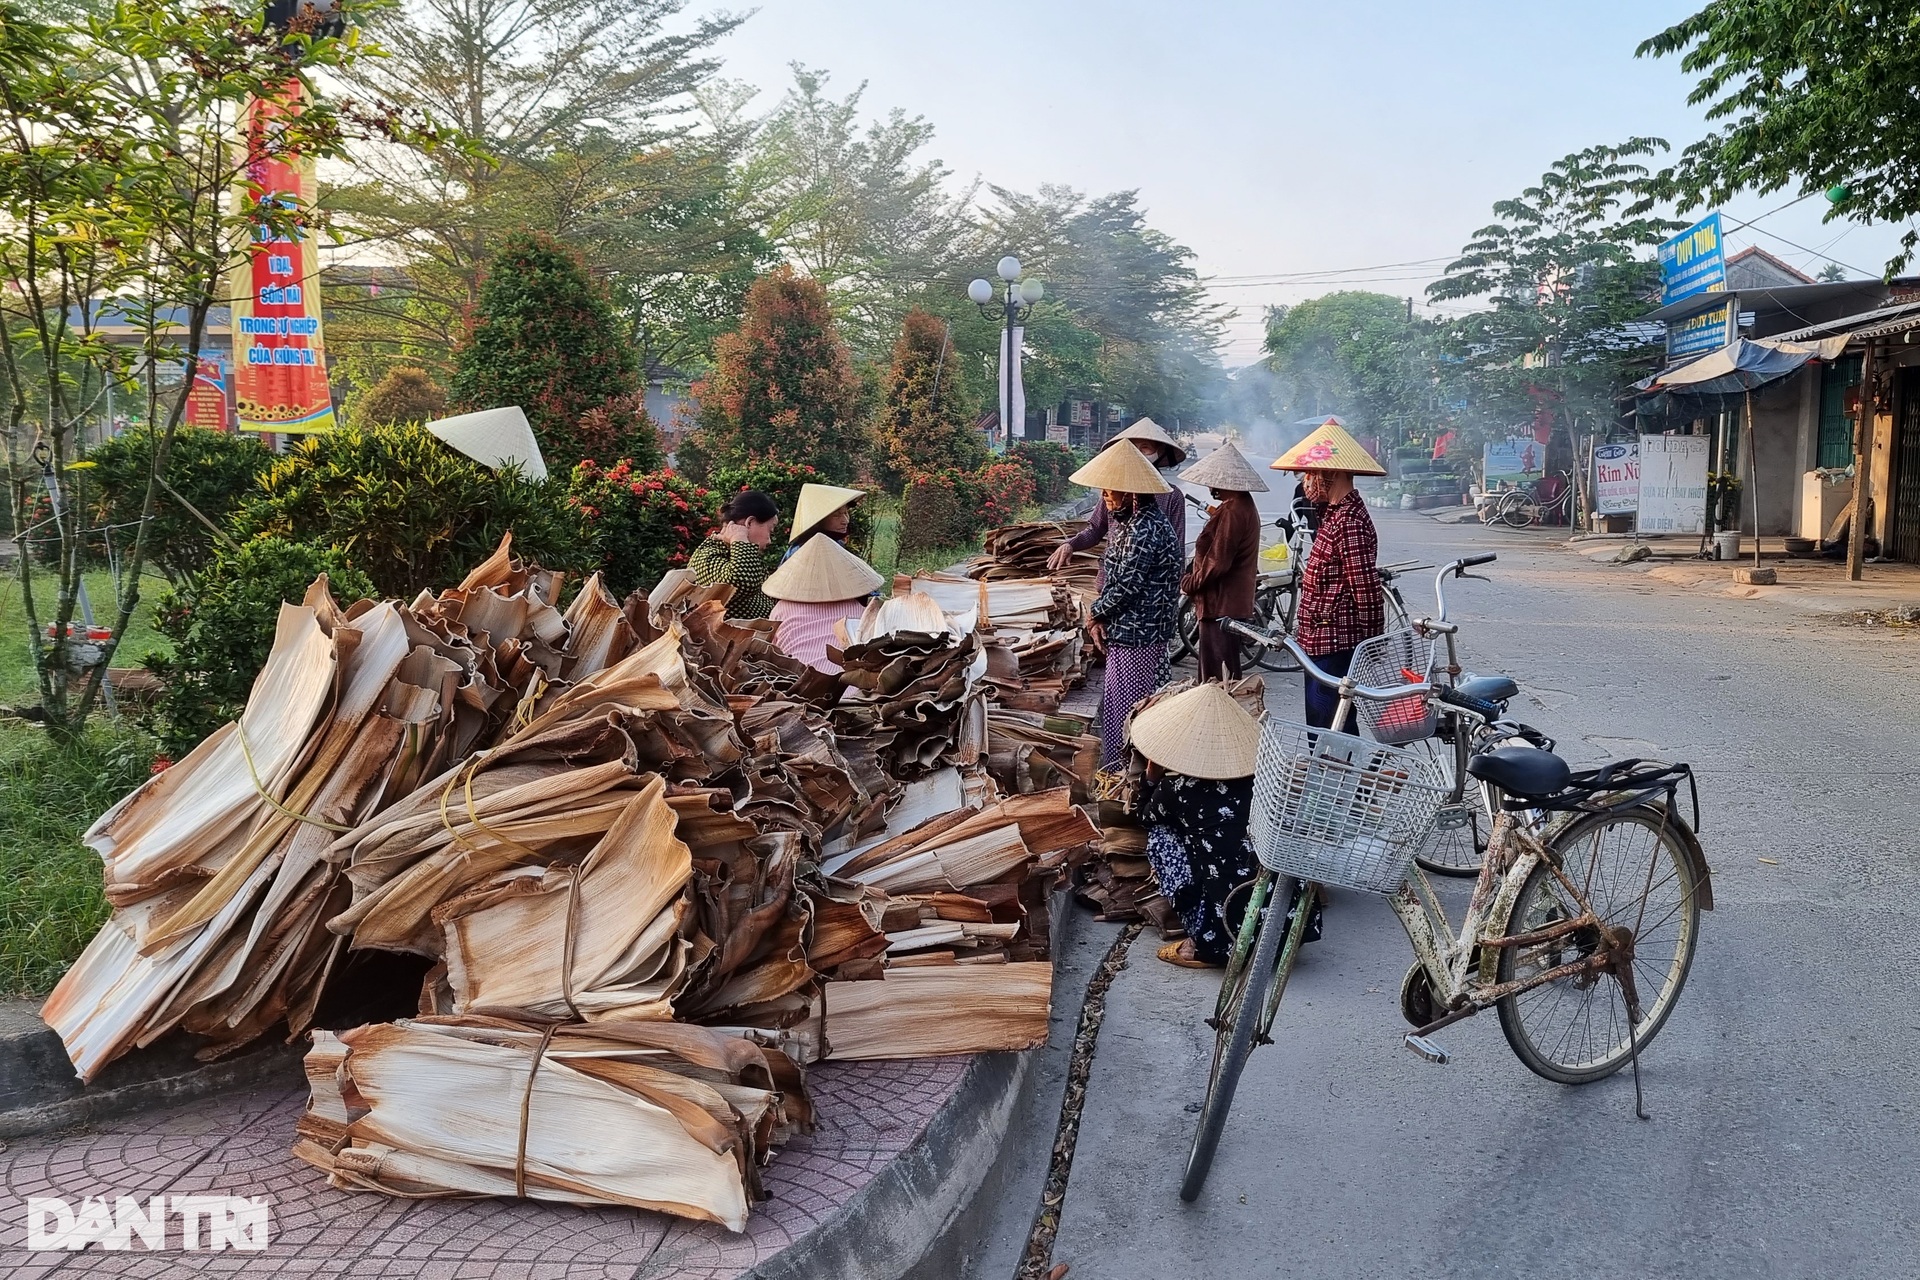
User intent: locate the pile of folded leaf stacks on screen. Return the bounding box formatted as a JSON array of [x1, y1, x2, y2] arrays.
[[47, 542, 1099, 1231], [903, 571, 1087, 713], [1070, 676, 1268, 938], [828, 591, 989, 779], [968, 520, 1100, 602]]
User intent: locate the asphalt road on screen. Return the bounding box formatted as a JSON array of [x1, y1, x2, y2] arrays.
[[1029, 508, 1920, 1280]]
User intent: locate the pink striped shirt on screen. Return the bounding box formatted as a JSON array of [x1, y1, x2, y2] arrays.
[[770, 599, 865, 673]]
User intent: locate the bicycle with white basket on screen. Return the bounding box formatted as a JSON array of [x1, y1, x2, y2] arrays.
[[1177, 622, 1713, 1202]]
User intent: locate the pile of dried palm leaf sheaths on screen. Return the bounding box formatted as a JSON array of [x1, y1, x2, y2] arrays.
[[1069, 677, 1267, 936], [44, 535, 1099, 1233]]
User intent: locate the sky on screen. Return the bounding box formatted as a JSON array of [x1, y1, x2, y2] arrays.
[[697, 0, 1908, 363]]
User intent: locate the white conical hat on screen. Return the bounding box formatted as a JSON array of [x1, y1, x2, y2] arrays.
[[763, 530, 883, 603], [1129, 682, 1261, 778], [1180, 442, 1269, 492], [1115, 417, 1188, 466], [1069, 441, 1172, 494], [791, 483, 866, 540], [425, 406, 548, 481]]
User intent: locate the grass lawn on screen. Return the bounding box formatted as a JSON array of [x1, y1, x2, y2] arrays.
[[0, 720, 154, 996], [865, 498, 1053, 584], [0, 566, 174, 705]]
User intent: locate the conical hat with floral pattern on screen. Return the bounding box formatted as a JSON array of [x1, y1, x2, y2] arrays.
[[1269, 419, 1385, 475]]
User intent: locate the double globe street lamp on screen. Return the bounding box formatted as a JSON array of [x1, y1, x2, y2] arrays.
[[969, 256, 1044, 454]]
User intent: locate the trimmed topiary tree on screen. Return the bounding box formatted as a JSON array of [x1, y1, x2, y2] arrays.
[[681, 267, 865, 480], [354, 366, 447, 427], [449, 232, 643, 468], [871, 309, 984, 493]]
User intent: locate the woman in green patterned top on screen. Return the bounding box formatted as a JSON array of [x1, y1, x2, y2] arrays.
[[689, 489, 782, 619]]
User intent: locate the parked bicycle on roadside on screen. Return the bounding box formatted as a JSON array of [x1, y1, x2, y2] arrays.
[[1175, 618, 1711, 1201]]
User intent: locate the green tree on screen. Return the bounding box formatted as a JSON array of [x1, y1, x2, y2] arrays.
[[1263, 292, 1437, 446], [449, 232, 644, 468], [327, 0, 754, 376], [871, 310, 984, 492], [1638, 2, 1920, 273], [0, 0, 397, 736], [86, 427, 271, 586], [681, 267, 867, 481], [1426, 140, 1683, 448], [352, 366, 446, 427]]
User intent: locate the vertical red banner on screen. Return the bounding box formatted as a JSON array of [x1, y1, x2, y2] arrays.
[[231, 87, 336, 434]]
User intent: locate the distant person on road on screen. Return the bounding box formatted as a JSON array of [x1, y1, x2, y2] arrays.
[[688, 489, 781, 620], [1270, 421, 1386, 730], [1131, 682, 1318, 968], [1049, 418, 1189, 581], [1178, 441, 1268, 682], [1073, 442, 1183, 771]]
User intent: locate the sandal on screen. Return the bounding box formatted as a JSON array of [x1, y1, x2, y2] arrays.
[[1157, 940, 1219, 970]]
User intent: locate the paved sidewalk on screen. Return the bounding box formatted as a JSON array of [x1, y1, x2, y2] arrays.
[[2, 1055, 969, 1278], [1564, 533, 1920, 615]]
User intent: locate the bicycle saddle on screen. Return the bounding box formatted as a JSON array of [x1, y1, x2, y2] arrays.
[[1466, 745, 1571, 798], [1456, 674, 1519, 704]]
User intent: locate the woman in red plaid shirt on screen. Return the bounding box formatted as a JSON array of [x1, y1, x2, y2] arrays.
[[1271, 421, 1387, 730]]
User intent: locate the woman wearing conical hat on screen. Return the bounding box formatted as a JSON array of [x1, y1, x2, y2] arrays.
[[1070, 442, 1183, 772], [1178, 441, 1268, 682], [1271, 420, 1387, 730], [1131, 683, 1317, 968], [1048, 418, 1188, 580], [783, 483, 865, 563], [762, 534, 883, 674]]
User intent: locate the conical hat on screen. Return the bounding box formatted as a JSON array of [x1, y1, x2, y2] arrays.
[[1115, 416, 1188, 466], [1269, 419, 1385, 475], [763, 530, 883, 603], [1130, 683, 1261, 779], [1180, 442, 1269, 492], [424, 406, 548, 481], [1069, 441, 1172, 494], [791, 483, 866, 541]]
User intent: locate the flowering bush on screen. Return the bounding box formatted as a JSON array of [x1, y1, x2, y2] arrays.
[[899, 469, 986, 554], [1008, 441, 1077, 504], [976, 459, 1037, 528], [569, 459, 719, 596]]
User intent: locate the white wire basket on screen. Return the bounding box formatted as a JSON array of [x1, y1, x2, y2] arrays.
[[1250, 719, 1449, 894], [1346, 629, 1438, 744]]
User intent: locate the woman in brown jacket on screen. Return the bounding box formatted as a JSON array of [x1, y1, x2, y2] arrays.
[[1178, 442, 1269, 681]]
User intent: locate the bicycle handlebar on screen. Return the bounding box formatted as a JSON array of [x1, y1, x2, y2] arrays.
[[1456, 554, 1497, 571], [1432, 553, 1496, 621], [1221, 619, 1431, 703], [1435, 684, 1504, 722]]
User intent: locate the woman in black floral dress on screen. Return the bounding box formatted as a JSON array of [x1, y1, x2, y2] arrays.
[[1130, 682, 1320, 968]]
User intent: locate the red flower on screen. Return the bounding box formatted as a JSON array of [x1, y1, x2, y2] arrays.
[[150, 755, 173, 775]]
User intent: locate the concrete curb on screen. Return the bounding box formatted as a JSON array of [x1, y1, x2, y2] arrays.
[[0, 1001, 303, 1140]]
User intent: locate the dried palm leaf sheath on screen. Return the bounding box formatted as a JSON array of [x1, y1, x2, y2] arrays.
[[295, 1018, 810, 1231], [822, 964, 1052, 1060]]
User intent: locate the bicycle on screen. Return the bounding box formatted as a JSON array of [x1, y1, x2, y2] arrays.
[[1177, 624, 1709, 1202], [1479, 472, 1574, 529]]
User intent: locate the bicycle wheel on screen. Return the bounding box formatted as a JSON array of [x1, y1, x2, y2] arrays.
[[1411, 726, 1485, 877], [1180, 879, 1312, 1201], [1494, 806, 1700, 1084], [1251, 582, 1301, 672], [1499, 498, 1540, 529], [1170, 598, 1199, 664]]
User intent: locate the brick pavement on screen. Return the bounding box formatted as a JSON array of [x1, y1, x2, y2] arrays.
[[0, 1054, 970, 1277]]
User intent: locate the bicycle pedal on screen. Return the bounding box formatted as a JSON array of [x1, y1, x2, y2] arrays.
[[1403, 1034, 1450, 1064]]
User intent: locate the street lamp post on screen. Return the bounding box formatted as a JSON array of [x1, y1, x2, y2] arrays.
[[969, 257, 1044, 454]]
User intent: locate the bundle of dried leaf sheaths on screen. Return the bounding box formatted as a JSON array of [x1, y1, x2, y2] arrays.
[[45, 535, 1100, 1231]]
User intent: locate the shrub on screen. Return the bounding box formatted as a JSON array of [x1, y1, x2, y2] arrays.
[[354, 366, 447, 427], [871, 310, 984, 492], [231, 422, 591, 598], [85, 427, 274, 585], [976, 459, 1037, 529], [686, 267, 866, 479], [147, 538, 375, 753], [577, 391, 665, 473], [449, 232, 643, 469], [899, 469, 986, 555], [1008, 441, 1077, 505], [569, 461, 719, 596]]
